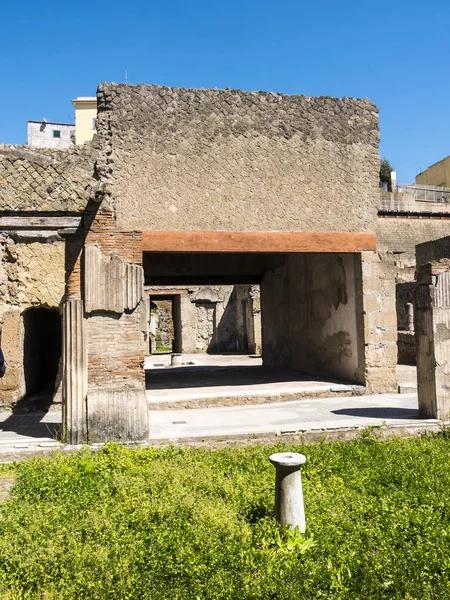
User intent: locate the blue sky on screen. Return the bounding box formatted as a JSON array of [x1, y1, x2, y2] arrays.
[[1, 0, 449, 182]]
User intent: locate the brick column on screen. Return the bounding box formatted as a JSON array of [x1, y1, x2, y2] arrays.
[[415, 261, 450, 420], [83, 211, 148, 442]]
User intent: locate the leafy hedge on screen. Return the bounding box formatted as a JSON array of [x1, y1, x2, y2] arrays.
[[1, 431, 450, 599]]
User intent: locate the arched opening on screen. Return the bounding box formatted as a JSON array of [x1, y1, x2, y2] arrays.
[[23, 308, 62, 408]]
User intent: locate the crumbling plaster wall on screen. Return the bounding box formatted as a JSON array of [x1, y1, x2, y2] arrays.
[[0, 238, 65, 406], [0, 142, 94, 409], [178, 285, 252, 353], [95, 83, 380, 233], [0, 239, 65, 309], [261, 252, 397, 391], [261, 254, 361, 381]]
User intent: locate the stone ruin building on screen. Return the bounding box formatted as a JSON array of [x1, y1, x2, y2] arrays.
[[0, 83, 400, 443], [147, 284, 261, 355]]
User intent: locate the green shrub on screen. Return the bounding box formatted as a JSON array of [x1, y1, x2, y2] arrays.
[[0, 434, 449, 598]]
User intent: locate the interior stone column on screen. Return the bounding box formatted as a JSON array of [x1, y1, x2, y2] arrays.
[[415, 263, 450, 420], [62, 298, 87, 444]]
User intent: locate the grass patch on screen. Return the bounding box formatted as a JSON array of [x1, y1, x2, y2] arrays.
[[1, 433, 450, 598], [154, 346, 173, 354]]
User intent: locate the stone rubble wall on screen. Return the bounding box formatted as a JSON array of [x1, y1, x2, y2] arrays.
[[0, 237, 66, 407], [0, 144, 94, 212], [0, 239, 65, 311], [95, 83, 380, 233]]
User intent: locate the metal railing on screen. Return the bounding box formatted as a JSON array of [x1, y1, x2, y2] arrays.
[[396, 182, 450, 203]]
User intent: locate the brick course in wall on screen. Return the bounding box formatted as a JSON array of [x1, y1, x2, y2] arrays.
[[81, 209, 145, 390]]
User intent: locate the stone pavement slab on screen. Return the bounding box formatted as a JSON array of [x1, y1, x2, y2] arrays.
[[148, 392, 428, 440], [0, 412, 61, 449], [0, 389, 434, 453], [145, 354, 358, 407]]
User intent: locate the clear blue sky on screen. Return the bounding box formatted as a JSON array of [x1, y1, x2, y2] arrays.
[[1, 0, 449, 182]]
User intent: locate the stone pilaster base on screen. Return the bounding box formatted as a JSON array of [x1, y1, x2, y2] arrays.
[[86, 389, 149, 442]]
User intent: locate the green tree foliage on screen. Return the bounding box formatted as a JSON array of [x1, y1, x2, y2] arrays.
[[380, 157, 394, 184]]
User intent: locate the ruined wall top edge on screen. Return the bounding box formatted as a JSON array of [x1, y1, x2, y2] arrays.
[[0, 143, 94, 212], [95, 82, 380, 233], [96, 82, 379, 146]]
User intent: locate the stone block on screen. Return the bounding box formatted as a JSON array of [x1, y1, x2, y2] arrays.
[[0, 366, 20, 392], [86, 388, 149, 442], [1, 310, 22, 366], [365, 366, 398, 393], [365, 342, 398, 368], [85, 245, 143, 314], [381, 311, 398, 330]]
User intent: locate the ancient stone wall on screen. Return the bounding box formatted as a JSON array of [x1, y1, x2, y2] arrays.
[[0, 239, 65, 311], [0, 144, 94, 212], [377, 217, 450, 264], [416, 235, 450, 268], [358, 252, 398, 392], [261, 254, 362, 382], [0, 237, 66, 407], [177, 286, 251, 353], [95, 83, 380, 233], [261, 251, 397, 391]]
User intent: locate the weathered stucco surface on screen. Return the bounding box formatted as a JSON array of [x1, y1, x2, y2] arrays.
[[95, 83, 380, 233], [261, 254, 361, 382], [0, 239, 65, 406], [0, 240, 65, 310]]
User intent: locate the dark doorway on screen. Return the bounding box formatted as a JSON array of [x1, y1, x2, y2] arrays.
[[149, 295, 182, 354], [23, 308, 62, 407]]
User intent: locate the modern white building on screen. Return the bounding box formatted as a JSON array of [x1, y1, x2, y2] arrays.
[[27, 95, 97, 149], [27, 120, 75, 149]]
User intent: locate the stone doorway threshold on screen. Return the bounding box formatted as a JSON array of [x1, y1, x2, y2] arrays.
[[145, 354, 365, 410]]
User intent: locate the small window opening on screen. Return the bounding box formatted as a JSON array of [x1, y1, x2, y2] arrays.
[[53, 130, 61, 138]]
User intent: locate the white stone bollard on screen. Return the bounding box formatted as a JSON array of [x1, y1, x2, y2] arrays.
[[269, 452, 306, 532], [171, 353, 182, 367]]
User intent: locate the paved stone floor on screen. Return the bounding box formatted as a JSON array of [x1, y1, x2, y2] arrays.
[[145, 354, 358, 406], [149, 392, 425, 440], [0, 360, 422, 453], [0, 411, 61, 448]]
